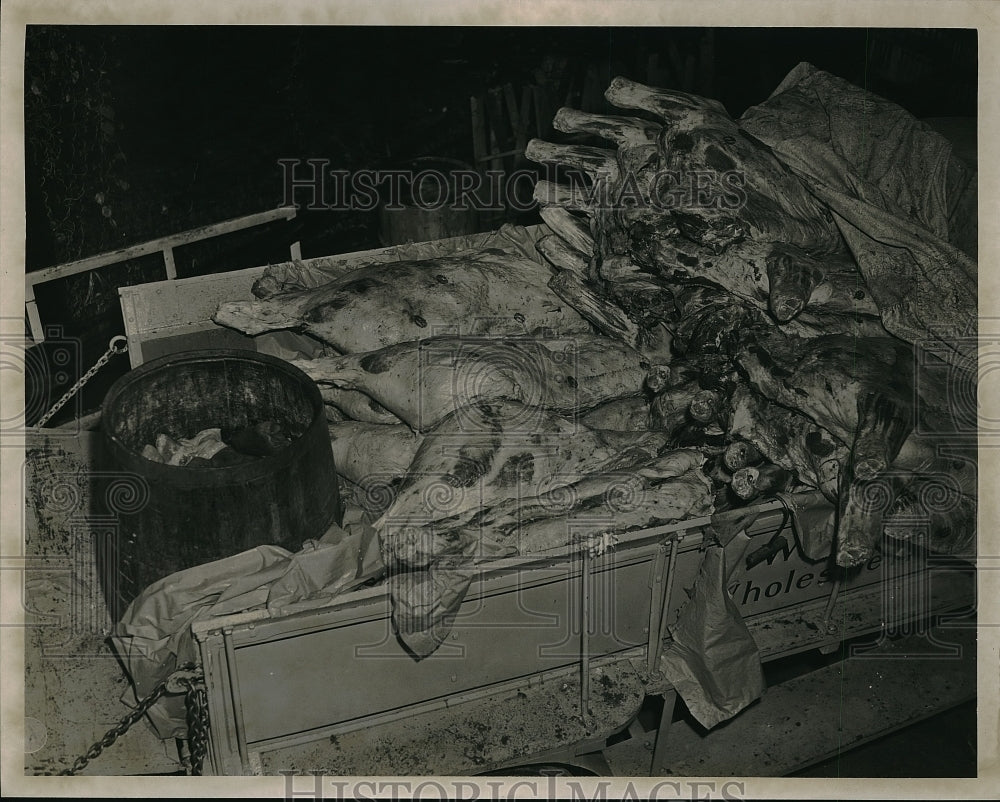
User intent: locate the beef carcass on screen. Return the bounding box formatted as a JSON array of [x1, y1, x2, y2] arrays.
[[524, 78, 886, 349], [328, 421, 423, 505], [320, 386, 403, 424], [737, 333, 915, 451], [251, 257, 359, 300], [292, 334, 649, 432], [214, 248, 591, 353], [727, 385, 847, 502], [733, 334, 976, 566], [579, 395, 653, 431], [372, 400, 672, 568], [485, 447, 713, 554], [883, 476, 977, 558], [494, 461, 713, 555], [527, 73, 974, 543]]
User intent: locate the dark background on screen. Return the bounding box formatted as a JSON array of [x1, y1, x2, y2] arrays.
[[23, 26, 977, 420]]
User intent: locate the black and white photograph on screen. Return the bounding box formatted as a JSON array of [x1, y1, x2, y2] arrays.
[[2, 1, 997, 798]]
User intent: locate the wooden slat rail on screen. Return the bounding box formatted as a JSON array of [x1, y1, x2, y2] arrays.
[[471, 83, 552, 171], [470, 82, 552, 229], [25, 206, 299, 344]]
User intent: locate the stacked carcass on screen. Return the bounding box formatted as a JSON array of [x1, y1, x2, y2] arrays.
[[524, 68, 977, 568], [214, 244, 716, 652], [212, 66, 976, 653]]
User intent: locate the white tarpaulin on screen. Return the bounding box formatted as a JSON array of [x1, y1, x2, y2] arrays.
[[112, 509, 381, 738], [740, 62, 977, 370]]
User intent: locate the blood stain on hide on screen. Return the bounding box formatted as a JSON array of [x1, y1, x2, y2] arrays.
[[446, 442, 499, 488], [672, 132, 694, 152], [496, 452, 534, 485], [359, 351, 393, 374], [383, 262, 420, 279], [704, 145, 737, 173], [748, 345, 793, 379], [805, 430, 836, 457], [475, 402, 498, 419], [341, 276, 381, 295], [305, 297, 349, 319], [445, 461, 484, 489]]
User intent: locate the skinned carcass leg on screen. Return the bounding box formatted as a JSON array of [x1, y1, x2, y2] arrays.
[[850, 392, 914, 482], [766, 244, 827, 323], [836, 471, 904, 568]]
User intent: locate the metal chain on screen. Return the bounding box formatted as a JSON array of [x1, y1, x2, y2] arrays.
[[35, 335, 128, 427], [48, 662, 202, 777], [181, 675, 210, 776]]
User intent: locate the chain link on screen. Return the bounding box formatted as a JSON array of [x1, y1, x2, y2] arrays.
[[48, 662, 203, 777], [182, 678, 210, 776], [35, 335, 128, 427]]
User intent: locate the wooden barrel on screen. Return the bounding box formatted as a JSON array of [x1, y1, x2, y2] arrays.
[[378, 157, 480, 246], [99, 349, 342, 619]]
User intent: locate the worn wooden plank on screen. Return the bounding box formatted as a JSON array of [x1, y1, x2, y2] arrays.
[[162, 245, 177, 280], [533, 84, 556, 138], [520, 85, 533, 145], [667, 40, 685, 84], [25, 299, 44, 344], [119, 265, 267, 344], [488, 128, 503, 176], [683, 52, 696, 93], [486, 87, 513, 174], [504, 83, 527, 169], [470, 94, 489, 178], [25, 207, 299, 344], [25, 207, 297, 288], [581, 64, 604, 113], [650, 690, 678, 774]]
